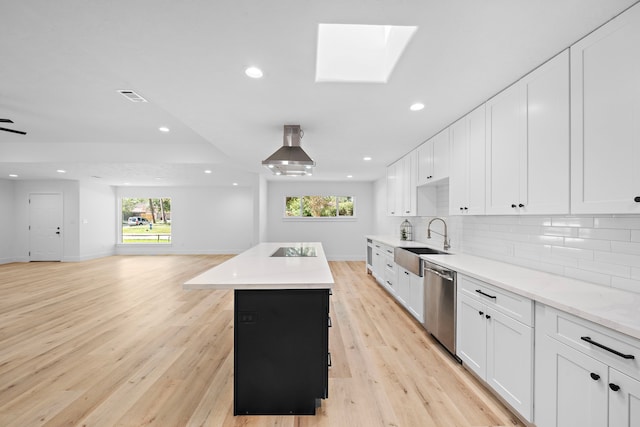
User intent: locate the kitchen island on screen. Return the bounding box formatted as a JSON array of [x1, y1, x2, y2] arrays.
[[184, 242, 334, 415]]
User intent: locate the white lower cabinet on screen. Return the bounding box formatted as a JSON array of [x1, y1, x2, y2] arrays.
[[398, 267, 424, 323], [534, 303, 640, 427], [456, 275, 533, 422], [609, 369, 640, 427]]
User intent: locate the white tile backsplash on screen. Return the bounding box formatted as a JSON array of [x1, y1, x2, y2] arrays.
[[461, 214, 640, 294]]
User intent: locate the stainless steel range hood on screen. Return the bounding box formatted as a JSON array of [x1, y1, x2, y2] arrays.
[[262, 125, 315, 176]]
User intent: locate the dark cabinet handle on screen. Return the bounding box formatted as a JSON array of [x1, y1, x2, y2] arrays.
[[479, 311, 484, 316], [511, 204, 517, 208], [485, 314, 491, 319], [476, 289, 497, 299], [460, 207, 464, 211], [328, 316, 332, 327], [635, 196, 640, 202], [328, 353, 332, 367], [581, 336, 635, 359], [386, 281, 393, 287], [518, 203, 524, 208], [463, 207, 468, 210], [404, 271, 410, 276], [609, 383, 620, 392], [590, 373, 600, 381]]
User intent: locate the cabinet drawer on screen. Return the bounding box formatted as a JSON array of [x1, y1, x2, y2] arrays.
[[536, 304, 640, 381], [459, 275, 533, 326]]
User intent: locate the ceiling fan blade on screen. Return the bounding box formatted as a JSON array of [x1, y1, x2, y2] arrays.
[[0, 126, 27, 135], [0, 119, 15, 123]]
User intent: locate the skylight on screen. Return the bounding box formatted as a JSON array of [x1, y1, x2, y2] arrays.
[[315, 24, 417, 83]]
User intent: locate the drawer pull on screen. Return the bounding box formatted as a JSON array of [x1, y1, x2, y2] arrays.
[[609, 383, 620, 392], [590, 373, 600, 381], [485, 314, 491, 319], [328, 352, 332, 367], [478, 311, 484, 316], [581, 336, 635, 360], [475, 289, 497, 299], [328, 316, 332, 327]]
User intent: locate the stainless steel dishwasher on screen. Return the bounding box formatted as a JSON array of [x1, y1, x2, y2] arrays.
[[423, 260, 458, 358]]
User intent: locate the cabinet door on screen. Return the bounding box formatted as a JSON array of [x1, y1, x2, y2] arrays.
[[609, 368, 640, 427], [372, 244, 385, 283], [571, 3, 640, 214], [402, 151, 417, 216], [486, 81, 527, 214], [416, 140, 433, 186], [408, 272, 424, 323], [432, 128, 450, 181], [535, 337, 608, 427], [523, 50, 570, 214], [397, 268, 411, 307], [486, 308, 533, 421], [457, 293, 487, 378], [449, 116, 468, 215], [466, 104, 486, 215], [387, 161, 399, 216]]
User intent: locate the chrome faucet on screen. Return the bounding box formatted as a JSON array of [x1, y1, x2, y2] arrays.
[[427, 217, 451, 251]]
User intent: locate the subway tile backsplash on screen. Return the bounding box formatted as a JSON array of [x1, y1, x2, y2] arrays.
[[461, 214, 640, 294]]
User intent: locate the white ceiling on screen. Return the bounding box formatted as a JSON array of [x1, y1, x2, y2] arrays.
[[0, 0, 637, 186]]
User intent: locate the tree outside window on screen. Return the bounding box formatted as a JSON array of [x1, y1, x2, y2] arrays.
[[285, 196, 354, 217]]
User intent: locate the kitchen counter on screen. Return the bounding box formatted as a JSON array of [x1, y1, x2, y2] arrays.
[[367, 235, 640, 341], [183, 242, 334, 290]]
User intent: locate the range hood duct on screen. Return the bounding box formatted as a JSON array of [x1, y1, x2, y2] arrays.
[[262, 125, 315, 176]]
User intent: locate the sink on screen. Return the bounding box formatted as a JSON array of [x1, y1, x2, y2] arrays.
[[399, 247, 449, 255], [394, 246, 450, 276]]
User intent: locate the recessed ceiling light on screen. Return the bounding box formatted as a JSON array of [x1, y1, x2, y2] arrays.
[[9, 174, 18, 178], [245, 66, 263, 78], [347, 175, 353, 178], [158, 126, 170, 133], [232, 182, 238, 186], [124, 182, 131, 186], [56, 169, 66, 174], [204, 170, 212, 174], [410, 103, 425, 111], [363, 156, 372, 161]]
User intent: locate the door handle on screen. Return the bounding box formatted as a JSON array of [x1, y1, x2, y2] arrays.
[[56, 231, 60, 235]]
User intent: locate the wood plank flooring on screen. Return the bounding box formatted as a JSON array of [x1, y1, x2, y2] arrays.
[[0, 256, 524, 426]]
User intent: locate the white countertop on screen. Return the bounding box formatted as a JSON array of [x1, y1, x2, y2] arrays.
[[183, 242, 334, 290], [368, 235, 640, 341]]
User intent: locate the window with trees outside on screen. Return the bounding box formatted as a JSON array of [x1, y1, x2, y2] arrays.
[[285, 196, 354, 218], [121, 198, 172, 244]]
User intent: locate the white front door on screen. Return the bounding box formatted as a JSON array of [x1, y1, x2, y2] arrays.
[[29, 193, 63, 261]]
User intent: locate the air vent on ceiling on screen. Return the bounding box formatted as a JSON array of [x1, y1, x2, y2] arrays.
[[117, 89, 148, 103]]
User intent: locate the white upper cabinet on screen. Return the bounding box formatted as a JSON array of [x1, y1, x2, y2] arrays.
[[570, 3, 640, 214], [449, 104, 486, 215], [486, 50, 570, 215], [417, 128, 450, 186], [386, 151, 417, 216]]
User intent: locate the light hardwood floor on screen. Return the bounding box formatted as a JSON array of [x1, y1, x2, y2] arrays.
[[0, 256, 524, 427]]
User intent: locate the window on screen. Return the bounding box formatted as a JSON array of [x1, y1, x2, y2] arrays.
[[285, 196, 354, 218], [121, 198, 171, 243]]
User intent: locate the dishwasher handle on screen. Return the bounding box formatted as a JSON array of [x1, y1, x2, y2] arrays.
[[424, 266, 454, 281]]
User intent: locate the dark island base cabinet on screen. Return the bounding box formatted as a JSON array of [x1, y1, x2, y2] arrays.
[[234, 289, 330, 415]]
